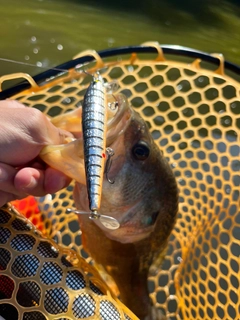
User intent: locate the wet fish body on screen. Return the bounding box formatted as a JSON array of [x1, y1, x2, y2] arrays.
[[40, 90, 178, 319]]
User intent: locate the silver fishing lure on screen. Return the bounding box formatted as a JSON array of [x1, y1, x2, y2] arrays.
[[67, 73, 120, 230], [82, 73, 106, 212]]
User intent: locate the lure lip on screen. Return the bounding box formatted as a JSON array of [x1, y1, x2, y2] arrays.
[[66, 208, 120, 230]]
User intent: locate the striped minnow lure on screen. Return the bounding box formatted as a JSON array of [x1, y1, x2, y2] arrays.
[[67, 74, 120, 230], [82, 73, 108, 212]]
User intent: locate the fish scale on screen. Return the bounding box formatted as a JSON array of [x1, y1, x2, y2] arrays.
[[82, 75, 107, 213]]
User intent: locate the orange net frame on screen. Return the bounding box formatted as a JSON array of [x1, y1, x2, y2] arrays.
[[0, 43, 239, 319]]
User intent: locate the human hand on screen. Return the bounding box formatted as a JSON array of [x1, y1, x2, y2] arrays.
[[0, 100, 72, 206]]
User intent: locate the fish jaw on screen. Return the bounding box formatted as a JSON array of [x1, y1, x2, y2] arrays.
[[51, 107, 82, 136], [39, 139, 86, 184], [39, 93, 126, 186]]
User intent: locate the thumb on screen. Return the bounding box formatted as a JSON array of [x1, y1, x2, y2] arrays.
[[0, 106, 73, 166], [29, 107, 73, 146]]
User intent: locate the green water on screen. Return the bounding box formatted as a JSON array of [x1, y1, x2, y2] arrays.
[[0, 0, 239, 77]]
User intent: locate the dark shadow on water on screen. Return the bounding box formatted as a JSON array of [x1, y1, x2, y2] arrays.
[[65, 0, 240, 28]]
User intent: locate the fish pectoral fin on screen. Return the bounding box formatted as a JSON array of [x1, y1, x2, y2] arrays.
[[50, 108, 82, 133], [39, 139, 86, 184]]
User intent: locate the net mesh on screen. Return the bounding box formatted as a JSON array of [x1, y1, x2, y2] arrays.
[[0, 205, 136, 320], [0, 44, 239, 319]]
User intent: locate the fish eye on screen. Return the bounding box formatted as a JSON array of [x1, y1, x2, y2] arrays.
[[143, 211, 159, 226], [132, 141, 150, 160]]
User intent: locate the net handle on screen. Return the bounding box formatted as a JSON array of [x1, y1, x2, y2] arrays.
[[0, 44, 239, 99]]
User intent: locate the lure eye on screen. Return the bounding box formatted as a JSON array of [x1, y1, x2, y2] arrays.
[[132, 141, 150, 160]]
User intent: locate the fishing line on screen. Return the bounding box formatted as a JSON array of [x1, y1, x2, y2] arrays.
[[0, 57, 69, 72], [0, 57, 109, 75]]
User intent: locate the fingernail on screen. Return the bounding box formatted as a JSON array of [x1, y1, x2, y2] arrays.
[[0, 167, 8, 182], [24, 176, 38, 189]]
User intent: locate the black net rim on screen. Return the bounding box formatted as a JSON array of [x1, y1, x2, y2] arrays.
[[0, 44, 240, 99]]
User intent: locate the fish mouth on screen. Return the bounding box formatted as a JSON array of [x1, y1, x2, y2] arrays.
[[47, 91, 132, 141], [39, 92, 132, 184]]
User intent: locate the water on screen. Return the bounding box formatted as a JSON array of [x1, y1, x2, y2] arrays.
[[0, 0, 239, 77]]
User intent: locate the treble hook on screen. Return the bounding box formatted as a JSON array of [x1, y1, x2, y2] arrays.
[[105, 147, 115, 184]]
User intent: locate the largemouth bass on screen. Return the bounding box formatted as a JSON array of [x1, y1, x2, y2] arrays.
[[40, 90, 178, 320]]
